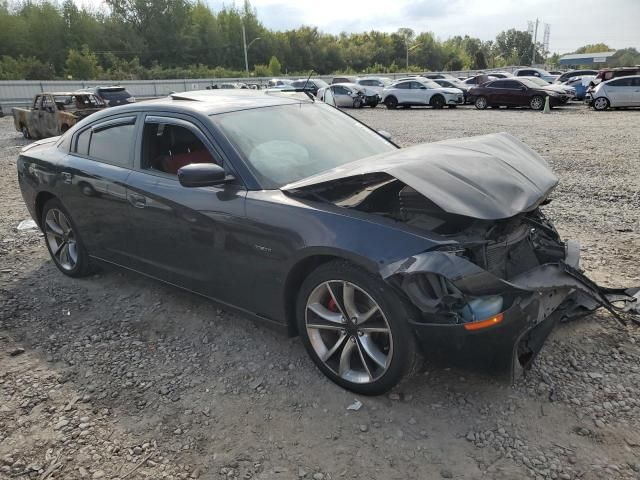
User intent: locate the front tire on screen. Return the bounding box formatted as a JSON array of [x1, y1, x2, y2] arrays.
[[21, 125, 31, 139], [296, 261, 420, 395], [530, 95, 545, 110], [430, 95, 445, 109], [474, 96, 488, 109], [593, 97, 609, 111], [41, 198, 93, 277], [384, 96, 398, 109]]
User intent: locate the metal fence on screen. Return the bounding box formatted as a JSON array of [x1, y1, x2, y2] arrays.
[[0, 67, 524, 109]]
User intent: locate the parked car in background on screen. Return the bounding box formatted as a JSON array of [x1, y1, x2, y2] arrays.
[[591, 67, 640, 86], [318, 83, 379, 108], [331, 76, 357, 84], [290, 79, 329, 96], [513, 68, 558, 83], [432, 78, 471, 103], [487, 71, 514, 79], [355, 77, 392, 95], [554, 69, 598, 84], [267, 78, 293, 88], [462, 74, 497, 86], [382, 79, 464, 109], [81, 86, 135, 107], [520, 76, 575, 102], [470, 78, 564, 110], [13, 92, 106, 139], [422, 73, 457, 80], [565, 75, 595, 101], [587, 75, 640, 111]]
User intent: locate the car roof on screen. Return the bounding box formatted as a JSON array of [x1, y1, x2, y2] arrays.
[[41, 91, 97, 96], [602, 74, 640, 83], [84, 90, 311, 117]]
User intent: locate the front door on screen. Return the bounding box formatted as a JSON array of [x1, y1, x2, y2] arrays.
[[331, 86, 353, 107], [39, 95, 60, 137], [125, 115, 247, 301]]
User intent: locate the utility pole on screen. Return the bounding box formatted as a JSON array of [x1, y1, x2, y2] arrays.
[[242, 20, 249, 75], [531, 18, 539, 65], [241, 18, 261, 75]]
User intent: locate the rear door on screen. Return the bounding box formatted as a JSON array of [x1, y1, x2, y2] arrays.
[[604, 78, 631, 105], [61, 114, 138, 264], [501, 80, 526, 106], [124, 114, 248, 300], [484, 81, 505, 104], [392, 81, 411, 104]]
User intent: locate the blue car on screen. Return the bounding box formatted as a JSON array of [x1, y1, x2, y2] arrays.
[[564, 75, 595, 101]]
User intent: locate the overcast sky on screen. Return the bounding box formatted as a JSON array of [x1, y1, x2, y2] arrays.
[[80, 0, 640, 53]]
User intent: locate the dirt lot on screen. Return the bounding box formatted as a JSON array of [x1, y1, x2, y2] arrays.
[[1, 103, 640, 480]]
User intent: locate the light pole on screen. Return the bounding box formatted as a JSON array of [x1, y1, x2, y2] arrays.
[[406, 43, 421, 70], [241, 20, 261, 75]]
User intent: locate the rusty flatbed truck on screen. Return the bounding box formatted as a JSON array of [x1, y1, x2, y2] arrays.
[[13, 92, 106, 139]]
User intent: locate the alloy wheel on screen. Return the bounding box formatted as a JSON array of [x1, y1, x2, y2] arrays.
[[530, 96, 544, 110], [593, 97, 609, 111], [44, 208, 78, 271], [305, 280, 393, 384], [475, 96, 487, 109]]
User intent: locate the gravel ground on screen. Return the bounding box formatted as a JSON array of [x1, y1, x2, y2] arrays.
[[1, 103, 640, 480]]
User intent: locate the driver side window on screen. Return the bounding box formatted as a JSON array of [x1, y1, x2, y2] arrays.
[[141, 122, 219, 175]]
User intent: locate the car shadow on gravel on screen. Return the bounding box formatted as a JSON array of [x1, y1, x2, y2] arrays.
[[4, 258, 640, 479]]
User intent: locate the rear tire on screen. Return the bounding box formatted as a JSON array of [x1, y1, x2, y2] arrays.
[[593, 97, 609, 111], [430, 95, 445, 109], [474, 96, 488, 109], [21, 125, 31, 139], [296, 261, 420, 395], [41, 198, 93, 278], [384, 96, 398, 109]]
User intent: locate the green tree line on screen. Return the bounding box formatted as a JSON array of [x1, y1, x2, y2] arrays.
[[1, 0, 638, 80]]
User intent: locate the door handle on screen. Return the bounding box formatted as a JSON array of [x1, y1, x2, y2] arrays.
[[128, 193, 147, 208], [61, 172, 73, 184]]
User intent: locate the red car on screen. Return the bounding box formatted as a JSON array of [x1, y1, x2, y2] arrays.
[[469, 78, 564, 110]]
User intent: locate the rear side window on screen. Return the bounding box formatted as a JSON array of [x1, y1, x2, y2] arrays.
[[608, 78, 631, 87], [395, 82, 410, 89], [490, 80, 506, 88], [74, 116, 136, 167], [503, 80, 521, 88]]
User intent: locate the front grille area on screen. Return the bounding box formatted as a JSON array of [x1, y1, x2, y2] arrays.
[[476, 225, 543, 280]]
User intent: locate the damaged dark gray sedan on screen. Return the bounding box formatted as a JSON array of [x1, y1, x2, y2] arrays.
[[16, 90, 640, 395]]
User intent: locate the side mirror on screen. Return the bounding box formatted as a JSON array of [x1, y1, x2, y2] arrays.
[[378, 130, 392, 140], [177, 163, 231, 187]]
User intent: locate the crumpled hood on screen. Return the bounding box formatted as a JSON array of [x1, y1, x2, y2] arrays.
[[282, 132, 558, 220]]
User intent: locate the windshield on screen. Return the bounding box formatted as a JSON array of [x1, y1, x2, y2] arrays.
[[519, 79, 543, 89], [99, 88, 132, 102], [215, 103, 395, 188], [526, 77, 549, 86], [421, 79, 441, 89]]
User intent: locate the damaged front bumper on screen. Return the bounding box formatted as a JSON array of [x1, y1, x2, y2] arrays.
[[381, 245, 640, 381]]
